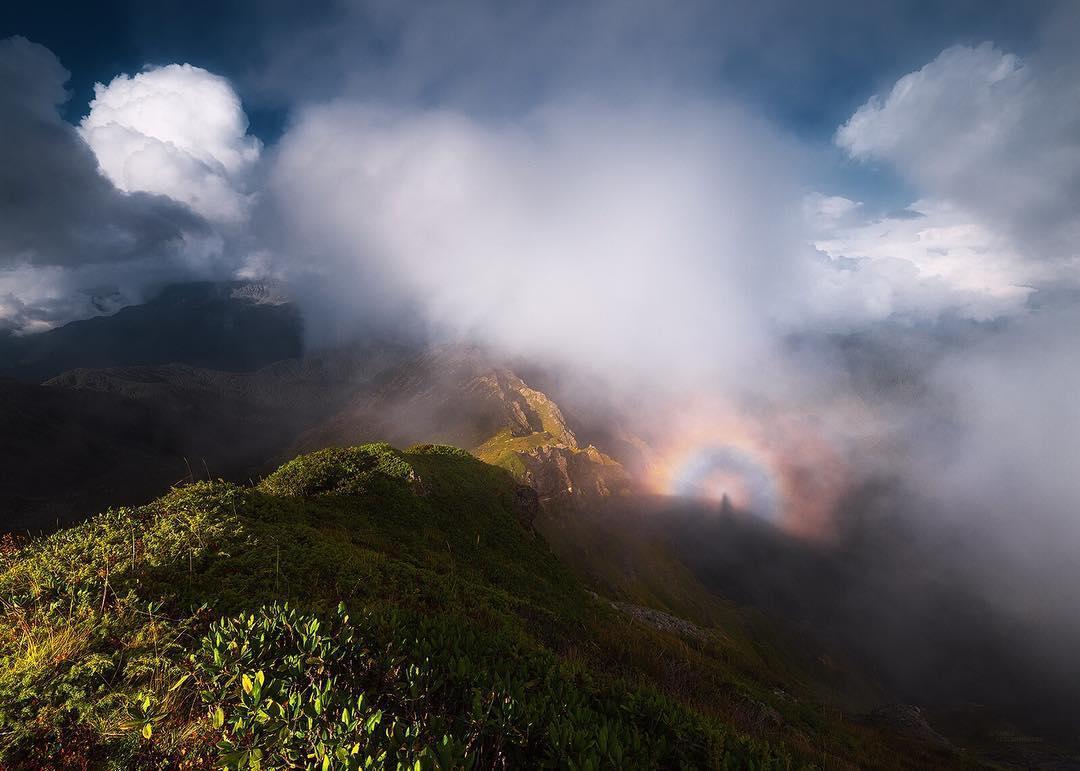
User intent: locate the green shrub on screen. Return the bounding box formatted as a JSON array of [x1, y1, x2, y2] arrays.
[[193, 603, 791, 770], [260, 445, 418, 498], [405, 444, 473, 459]]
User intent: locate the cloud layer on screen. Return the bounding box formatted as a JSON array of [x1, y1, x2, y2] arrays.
[[0, 39, 270, 332]]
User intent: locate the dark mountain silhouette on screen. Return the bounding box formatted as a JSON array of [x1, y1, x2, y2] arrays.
[[0, 281, 303, 383]]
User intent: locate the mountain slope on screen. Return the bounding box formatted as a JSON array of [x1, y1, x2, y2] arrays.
[[0, 378, 189, 531], [35, 343, 634, 521], [0, 444, 964, 769], [0, 282, 633, 523], [1, 343, 417, 532]]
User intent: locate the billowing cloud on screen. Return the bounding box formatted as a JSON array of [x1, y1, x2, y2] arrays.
[[821, 28, 1080, 323], [267, 99, 812, 392], [80, 64, 261, 223], [836, 41, 1080, 265], [0, 36, 211, 331]]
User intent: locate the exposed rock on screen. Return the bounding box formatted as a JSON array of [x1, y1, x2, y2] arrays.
[[292, 344, 635, 507], [514, 443, 631, 505], [867, 704, 952, 747], [297, 346, 543, 452], [230, 280, 291, 306], [468, 369, 579, 448], [614, 601, 707, 641]]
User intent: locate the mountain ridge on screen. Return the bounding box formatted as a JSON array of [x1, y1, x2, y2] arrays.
[[0, 281, 303, 383], [0, 441, 964, 768]]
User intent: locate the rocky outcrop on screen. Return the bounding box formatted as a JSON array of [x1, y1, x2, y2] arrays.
[[513, 443, 631, 505], [297, 345, 637, 508], [867, 704, 952, 747], [614, 601, 707, 641]]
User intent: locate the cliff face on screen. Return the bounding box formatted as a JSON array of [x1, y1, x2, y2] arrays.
[[509, 443, 631, 505], [469, 370, 578, 446]]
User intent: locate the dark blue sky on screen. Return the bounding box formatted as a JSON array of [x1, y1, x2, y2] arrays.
[[0, 0, 1047, 147]]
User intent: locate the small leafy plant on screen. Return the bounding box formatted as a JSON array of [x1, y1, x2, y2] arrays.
[[192, 602, 786, 769]]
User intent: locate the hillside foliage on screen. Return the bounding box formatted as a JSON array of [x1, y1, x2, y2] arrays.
[[0, 443, 955, 768]]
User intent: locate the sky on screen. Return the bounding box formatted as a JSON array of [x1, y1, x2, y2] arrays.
[[3, 0, 1080, 678], [0, 0, 1073, 333]]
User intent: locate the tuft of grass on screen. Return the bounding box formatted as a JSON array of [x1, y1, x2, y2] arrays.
[[2, 611, 92, 685]]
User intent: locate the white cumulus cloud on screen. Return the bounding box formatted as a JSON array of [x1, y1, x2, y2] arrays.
[[823, 36, 1080, 322], [835, 42, 1080, 265], [80, 64, 261, 223]]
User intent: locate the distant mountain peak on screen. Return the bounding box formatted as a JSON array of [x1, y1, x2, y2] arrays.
[[0, 280, 304, 383], [229, 280, 291, 306]]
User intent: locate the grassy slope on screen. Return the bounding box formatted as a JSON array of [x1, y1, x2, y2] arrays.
[[473, 378, 624, 488], [473, 428, 556, 477], [0, 444, 969, 769], [535, 503, 883, 709]]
